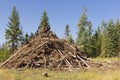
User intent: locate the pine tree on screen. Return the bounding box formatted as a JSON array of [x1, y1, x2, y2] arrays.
[[95, 27, 102, 56], [115, 19, 120, 56], [24, 33, 29, 42], [64, 24, 74, 43], [64, 24, 70, 39], [67, 35, 74, 43], [29, 32, 34, 39], [76, 8, 92, 53], [5, 6, 22, 52], [37, 11, 50, 34], [100, 20, 108, 57], [101, 19, 118, 57], [89, 26, 102, 57], [21, 33, 29, 44]]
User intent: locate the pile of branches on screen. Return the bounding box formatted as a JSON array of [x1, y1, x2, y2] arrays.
[[1, 28, 90, 70]]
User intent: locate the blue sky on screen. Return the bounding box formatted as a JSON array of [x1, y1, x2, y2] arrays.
[[0, 0, 120, 44]]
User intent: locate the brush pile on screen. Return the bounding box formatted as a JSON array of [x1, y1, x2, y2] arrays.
[[1, 27, 90, 70]]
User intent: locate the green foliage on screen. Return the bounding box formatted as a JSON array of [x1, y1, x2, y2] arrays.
[[101, 19, 118, 57], [21, 33, 29, 44], [76, 8, 92, 53], [37, 11, 50, 34], [76, 13, 120, 57], [0, 44, 11, 62], [89, 27, 102, 57], [29, 32, 34, 39], [67, 35, 74, 43], [115, 19, 120, 56], [64, 24, 74, 43], [5, 6, 22, 52], [76, 9, 120, 57]]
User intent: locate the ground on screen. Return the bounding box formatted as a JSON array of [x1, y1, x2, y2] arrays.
[[0, 58, 120, 80]]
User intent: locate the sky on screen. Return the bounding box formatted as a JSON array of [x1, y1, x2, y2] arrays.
[[1, 0, 120, 45]]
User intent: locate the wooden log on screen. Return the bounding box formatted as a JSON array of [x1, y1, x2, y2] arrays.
[[31, 41, 48, 54], [76, 55, 90, 68], [76, 59, 82, 67], [44, 56, 47, 68], [57, 61, 63, 68], [57, 49, 73, 68]]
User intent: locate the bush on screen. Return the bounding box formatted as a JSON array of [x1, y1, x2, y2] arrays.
[[0, 45, 11, 62]]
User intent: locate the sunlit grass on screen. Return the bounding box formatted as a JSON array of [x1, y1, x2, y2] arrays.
[[0, 68, 120, 80], [90, 57, 120, 62]]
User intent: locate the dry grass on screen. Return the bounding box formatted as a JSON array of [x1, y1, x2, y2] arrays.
[[90, 57, 120, 62], [0, 68, 120, 80]]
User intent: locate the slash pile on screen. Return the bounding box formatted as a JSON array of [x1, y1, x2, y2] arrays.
[[1, 27, 90, 70]]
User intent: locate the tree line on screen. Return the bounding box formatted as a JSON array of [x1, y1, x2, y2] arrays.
[[76, 8, 120, 57], [0, 6, 120, 62]]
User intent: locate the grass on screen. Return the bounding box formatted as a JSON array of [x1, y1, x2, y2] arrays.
[[0, 68, 120, 80], [90, 57, 120, 62], [0, 58, 120, 80]]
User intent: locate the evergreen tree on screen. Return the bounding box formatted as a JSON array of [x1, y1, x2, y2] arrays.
[[24, 33, 29, 42], [29, 32, 34, 39], [21, 33, 29, 44], [64, 24, 74, 43], [64, 24, 70, 39], [95, 27, 102, 56], [115, 19, 120, 56], [5, 6, 22, 52], [76, 8, 92, 53], [101, 19, 118, 57], [67, 35, 74, 43], [37, 11, 50, 34], [89, 26, 102, 57]]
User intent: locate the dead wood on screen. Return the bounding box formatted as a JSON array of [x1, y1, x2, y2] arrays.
[[0, 27, 89, 70]]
